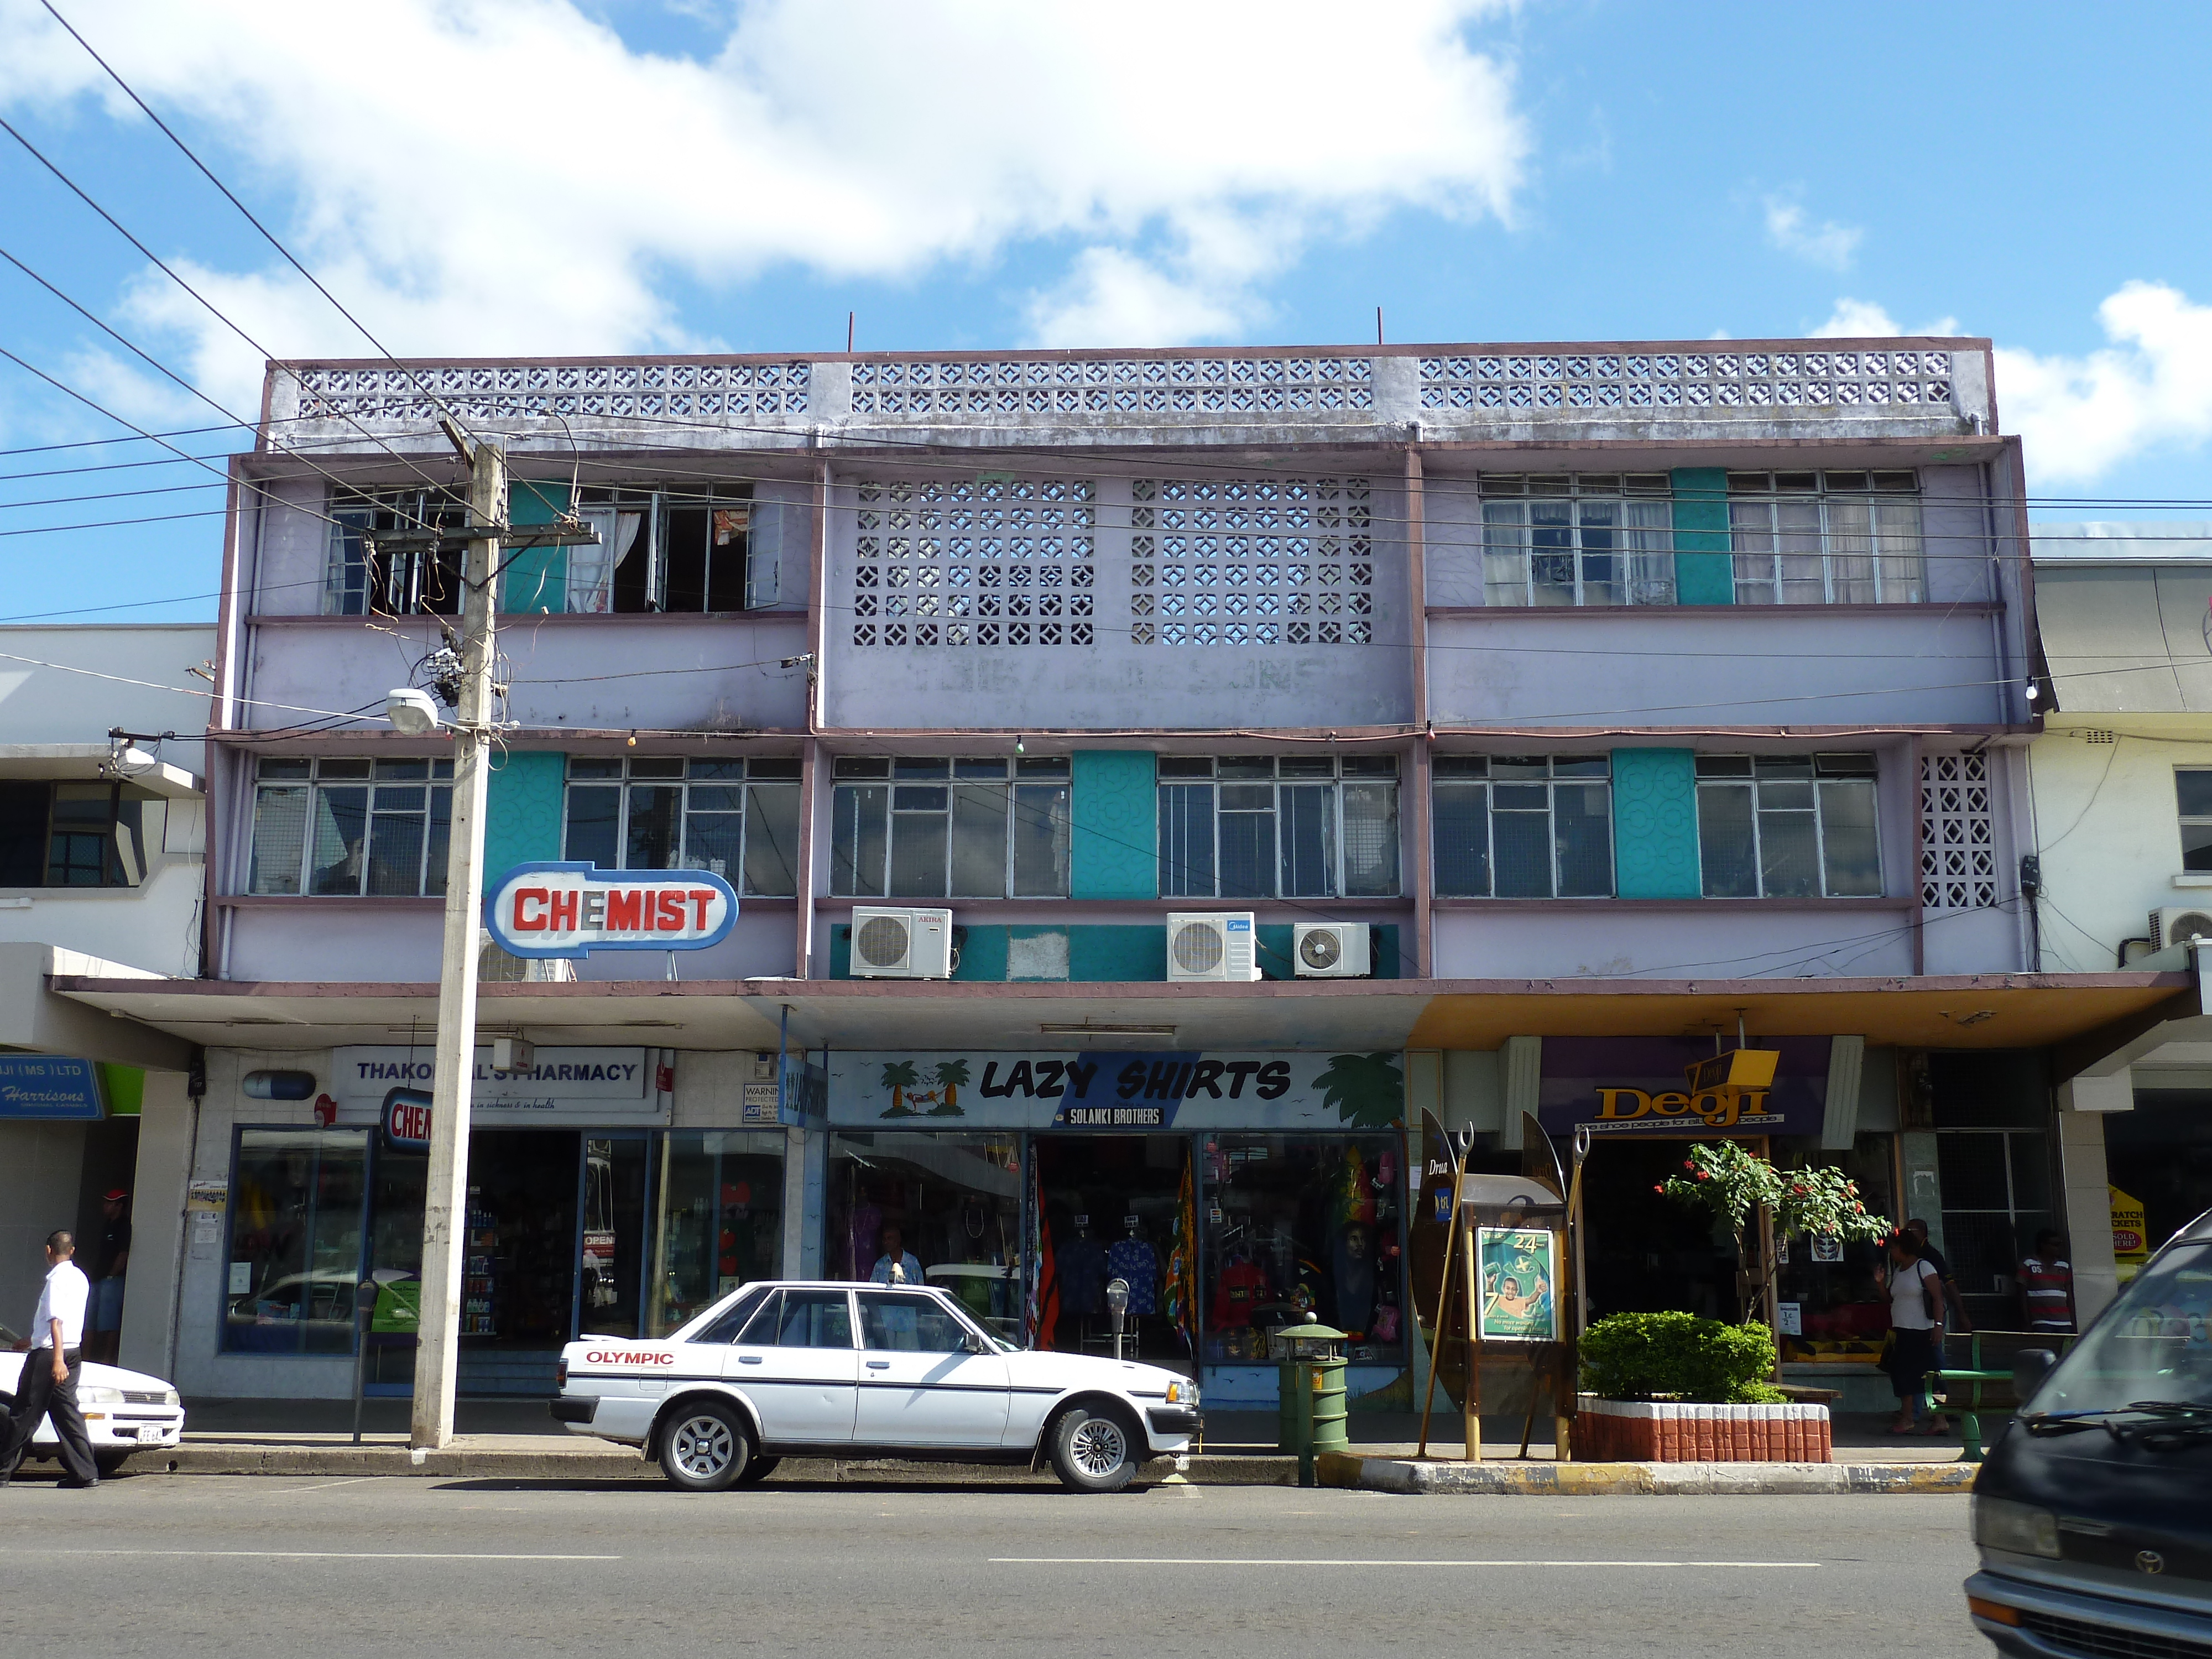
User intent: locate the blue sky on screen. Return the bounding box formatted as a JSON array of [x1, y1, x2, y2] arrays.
[[2, 0, 2209, 624]]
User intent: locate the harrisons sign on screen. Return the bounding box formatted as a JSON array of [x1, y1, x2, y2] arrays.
[[828, 1050, 1403, 1131], [483, 862, 737, 958], [331, 1045, 669, 1127]]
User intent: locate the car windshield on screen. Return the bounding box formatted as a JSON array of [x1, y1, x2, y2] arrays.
[[2032, 1241, 2212, 1415]]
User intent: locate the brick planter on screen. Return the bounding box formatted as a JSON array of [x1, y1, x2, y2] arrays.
[[1573, 1394, 1832, 1463]]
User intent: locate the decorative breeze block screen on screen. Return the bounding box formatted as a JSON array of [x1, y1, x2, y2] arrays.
[[1921, 752, 1997, 911], [1418, 349, 1954, 412], [851, 479, 1096, 646], [1130, 477, 1374, 645], [848, 357, 1374, 419], [295, 362, 808, 422]]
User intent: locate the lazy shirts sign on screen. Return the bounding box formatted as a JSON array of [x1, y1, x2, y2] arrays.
[[484, 862, 737, 958]]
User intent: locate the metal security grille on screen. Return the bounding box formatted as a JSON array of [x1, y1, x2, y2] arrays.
[[1130, 477, 1374, 645], [1921, 752, 1998, 910], [851, 479, 1096, 647]]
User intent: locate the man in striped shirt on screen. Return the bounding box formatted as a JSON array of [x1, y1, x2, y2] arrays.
[[2016, 1230, 2075, 1333]]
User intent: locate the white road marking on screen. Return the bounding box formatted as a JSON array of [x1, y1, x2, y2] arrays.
[[268, 1478, 375, 1496], [5, 1548, 620, 1561], [991, 1558, 1822, 1568]]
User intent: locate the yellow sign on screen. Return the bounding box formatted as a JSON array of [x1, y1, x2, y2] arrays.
[[2111, 1185, 2150, 1261], [1595, 1086, 1774, 1131], [1684, 1048, 1782, 1094]]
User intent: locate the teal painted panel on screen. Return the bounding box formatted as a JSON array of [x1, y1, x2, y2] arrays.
[[831, 926, 851, 978], [1256, 924, 1296, 979], [1070, 751, 1156, 899], [1671, 467, 1733, 606], [1611, 748, 1701, 899], [1067, 924, 1165, 982], [1374, 924, 1402, 980], [484, 750, 566, 877], [501, 480, 570, 614], [951, 925, 1010, 982]]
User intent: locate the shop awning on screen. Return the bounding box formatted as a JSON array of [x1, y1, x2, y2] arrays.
[[48, 969, 2190, 1059]]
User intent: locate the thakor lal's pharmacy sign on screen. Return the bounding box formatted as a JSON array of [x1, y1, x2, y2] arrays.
[[484, 862, 737, 958]]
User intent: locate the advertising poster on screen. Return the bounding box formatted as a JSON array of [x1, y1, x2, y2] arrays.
[[1477, 1227, 1559, 1341]]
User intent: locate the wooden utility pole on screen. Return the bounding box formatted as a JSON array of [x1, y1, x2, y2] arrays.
[[411, 430, 505, 1450]]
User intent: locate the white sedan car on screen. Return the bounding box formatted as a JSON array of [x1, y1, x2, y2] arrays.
[[554, 1280, 1199, 1493], [0, 1325, 185, 1477]]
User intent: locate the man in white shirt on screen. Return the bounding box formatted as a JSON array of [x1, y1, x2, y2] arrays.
[[1, 1230, 100, 1488]]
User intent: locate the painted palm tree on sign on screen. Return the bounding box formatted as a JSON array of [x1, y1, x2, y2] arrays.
[[929, 1058, 971, 1116], [1317, 1052, 1405, 1129], [879, 1059, 921, 1117]]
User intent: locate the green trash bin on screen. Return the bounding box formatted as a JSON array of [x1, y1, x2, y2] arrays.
[[1268, 1316, 1348, 1486]]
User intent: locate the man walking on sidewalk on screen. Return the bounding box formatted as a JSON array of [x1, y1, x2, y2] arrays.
[[1, 1230, 99, 1489]]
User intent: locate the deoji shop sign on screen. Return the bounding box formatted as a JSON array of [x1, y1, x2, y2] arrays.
[[484, 862, 737, 958]]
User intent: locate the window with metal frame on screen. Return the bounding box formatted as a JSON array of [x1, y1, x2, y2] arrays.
[[562, 757, 801, 896], [1156, 754, 1399, 900], [1695, 754, 1881, 898], [248, 757, 453, 896], [570, 483, 768, 614], [1725, 470, 1924, 604], [1478, 474, 1675, 607], [2177, 769, 2212, 872], [830, 756, 1072, 899], [0, 779, 166, 889], [1430, 755, 1611, 898], [324, 487, 471, 616]]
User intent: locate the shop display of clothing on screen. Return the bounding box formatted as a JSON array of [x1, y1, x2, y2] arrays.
[[1212, 1258, 1268, 1329], [1331, 1224, 1375, 1338], [1056, 1232, 1109, 1318], [1106, 1235, 1158, 1316]]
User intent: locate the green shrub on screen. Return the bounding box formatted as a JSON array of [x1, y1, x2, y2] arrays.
[[1579, 1311, 1779, 1404]]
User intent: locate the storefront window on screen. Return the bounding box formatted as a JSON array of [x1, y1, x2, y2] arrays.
[[1201, 1134, 1407, 1366], [579, 1135, 648, 1339], [1775, 1134, 1898, 1364], [827, 1132, 1024, 1338], [222, 1128, 368, 1354], [648, 1130, 786, 1337], [1035, 1134, 1191, 1365]]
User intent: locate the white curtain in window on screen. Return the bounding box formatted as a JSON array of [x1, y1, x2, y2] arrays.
[[568, 509, 641, 614]]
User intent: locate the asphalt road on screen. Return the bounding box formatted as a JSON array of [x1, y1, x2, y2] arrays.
[[0, 1472, 1984, 1658]]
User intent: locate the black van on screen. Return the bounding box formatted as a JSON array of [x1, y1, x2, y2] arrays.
[[1966, 1207, 2212, 1656]]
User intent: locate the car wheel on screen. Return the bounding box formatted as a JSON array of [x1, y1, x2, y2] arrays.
[[659, 1402, 751, 1493], [732, 1454, 780, 1486], [94, 1451, 129, 1479], [1048, 1404, 1138, 1493]]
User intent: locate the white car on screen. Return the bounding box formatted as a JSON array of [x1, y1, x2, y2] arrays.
[[0, 1324, 185, 1478], [553, 1280, 1199, 1493]]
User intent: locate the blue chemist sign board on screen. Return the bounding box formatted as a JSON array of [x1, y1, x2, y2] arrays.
[[0, 1055, 104, 1120]]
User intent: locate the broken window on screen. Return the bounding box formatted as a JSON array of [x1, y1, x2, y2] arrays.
[[571, 484, 785, 614], [322, 487, 471, 616]]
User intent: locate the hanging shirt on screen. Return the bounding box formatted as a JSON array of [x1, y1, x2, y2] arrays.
[[1212, 1259, 1269, 1329], [1106, 1237, 1158, 1317], [870, 1251, 923, 1286], [1056, 1234, 1109, 1318], [2020, 1255, 2075, 1331]]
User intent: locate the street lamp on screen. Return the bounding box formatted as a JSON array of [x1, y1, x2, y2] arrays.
[[1105, 1277, 1130, 1361], [385, 687, 442, 734]]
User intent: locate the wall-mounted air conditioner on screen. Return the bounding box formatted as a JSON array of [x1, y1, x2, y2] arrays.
[[2151, 906, 2212, 951], [1293, 921, 1371, 978], [1166, 912, 1259, 982], [850, 906, 955, 978]]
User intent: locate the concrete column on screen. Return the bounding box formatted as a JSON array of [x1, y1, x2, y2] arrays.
[[1898, 1132, 1945, 1256], [2056, 1091, 2121, 1327], [781, 1123, 811, 1277], [1820, 1037, 1866, 1151], [1441, 1049, 1502, 1136], [120, 1070, 193, 1378], [1406, 1050, 1441, 1131]]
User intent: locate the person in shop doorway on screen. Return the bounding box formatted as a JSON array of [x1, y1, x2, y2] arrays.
[[85, 1191, 130, 1366], [1880, 1232, 1947, 1437], [0, 1230, 100, 1489], [2018, 1230, 2076, 1334], [1902, 1218, 1973, 1333], [870, 1224, 922, 1287]]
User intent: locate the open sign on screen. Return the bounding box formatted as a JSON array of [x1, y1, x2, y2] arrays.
[[483, 862, 738, 959]]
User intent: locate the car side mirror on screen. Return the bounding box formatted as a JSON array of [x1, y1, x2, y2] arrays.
[[2013, 1348, 2057, 1404], [966, 1333, 992, 1355]]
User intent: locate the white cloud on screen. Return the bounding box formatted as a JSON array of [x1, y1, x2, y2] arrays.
[[1765, 196, 1860, 271], [1996, 283, 2212, 483], [1808, 298, 1961, 340], [0, 0, 1529, 398]]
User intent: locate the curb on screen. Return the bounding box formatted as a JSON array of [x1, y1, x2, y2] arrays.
[[1316, 1453, 1976, 1495], [116, 1445, 1298, 1487]]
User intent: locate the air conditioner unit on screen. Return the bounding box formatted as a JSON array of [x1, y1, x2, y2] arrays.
[[2151, 906, 2212, 951], [1166, 912, 1259, 982], [851, 906, 954, 979], [1293, 921, 1371, 978]]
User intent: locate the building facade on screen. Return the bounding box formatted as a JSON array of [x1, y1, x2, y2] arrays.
[[0, 623, 211, 1370], [49, 340, 2185, 1410]]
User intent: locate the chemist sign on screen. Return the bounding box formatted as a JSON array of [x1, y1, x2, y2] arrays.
[[483, 862, 737, 958]]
